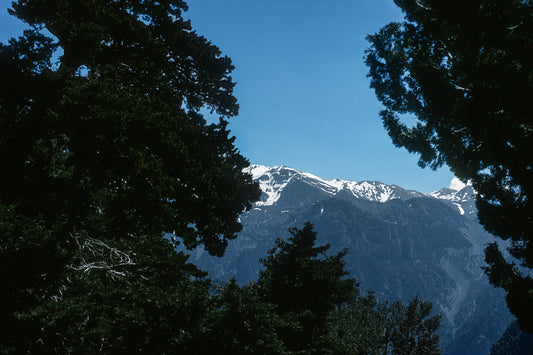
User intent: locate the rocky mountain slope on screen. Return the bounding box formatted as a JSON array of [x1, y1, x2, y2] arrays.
[[187, 165, 512, 354]]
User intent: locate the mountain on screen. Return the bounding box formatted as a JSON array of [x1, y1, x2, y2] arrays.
[[187, 165, 512, 354], [429, 185, 478, 219]]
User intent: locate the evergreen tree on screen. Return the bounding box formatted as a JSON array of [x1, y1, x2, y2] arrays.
[[257, 222, 356, 353], [328, 291, 441, 354], [327, 290, 384, 354], [204, 279, 287, 354], [0, 0, 260, 351], [382, 297, 441, 354], [20, 234, 212, 353], [365, 0, 533, 331]]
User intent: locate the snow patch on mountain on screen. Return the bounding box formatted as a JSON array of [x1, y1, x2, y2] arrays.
[[453, 203, 465, 215], [246, 165, 333, 206], [429, 182, 477, 217], [430, 188, 461, 201], [245, 165, 481, 219], [256, 172, 290, 206], [344, 180, 408, 202], [245, 165, 424, 206], [247, 164, 272, 180]]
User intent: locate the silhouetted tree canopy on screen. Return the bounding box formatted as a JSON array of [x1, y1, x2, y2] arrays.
[[328, 291, 441, 354], [212, 222, 441, 354], [203, 278, 287, 354], [365, 0, 533, 331], [0, 0, 259, 351], [257, 222, 357, 353]]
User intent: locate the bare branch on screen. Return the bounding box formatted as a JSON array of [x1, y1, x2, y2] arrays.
[[415, 0, 431, 11], [454, 84, 470, 92], [508, 22, 523, 30], [68, 233, 136, 278]]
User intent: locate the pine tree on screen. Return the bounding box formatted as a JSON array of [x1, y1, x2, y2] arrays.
[[0, 0, 260, 351], [328, 292, 441, 354], [23, 234, 213, 353], [365, 0, 533, 331], [327, 290, 384, 354], [257, 222, 356, 353], [203, 278, 287, 354]]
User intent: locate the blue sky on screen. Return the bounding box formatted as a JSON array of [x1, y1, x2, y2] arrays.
[[0, 1, 456, 192]]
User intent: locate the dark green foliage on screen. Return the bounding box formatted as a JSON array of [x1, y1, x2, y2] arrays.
[[257, 222, 357, 353], [0, 0, 259, 352], [200, 223, 441, 354], [381, 297, 441, 354], [484, 243, 533, 337], [2, 0, 260, 257], [328, 291, 441, 354], [204, 279, 287, 354], [327, 290, 384, 354], [0, 206, 73, 352], [365, 0, 533, 331], [0, 0, 449, 351], [490, 320, 533, 355], [201, 223, 441, 354], [16, 234, 212, 353]]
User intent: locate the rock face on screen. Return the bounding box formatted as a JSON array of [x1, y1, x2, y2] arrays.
[[188, 165, 512, 354]]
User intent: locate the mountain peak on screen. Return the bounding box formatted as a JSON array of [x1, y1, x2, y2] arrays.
[[429, 184, 477, 217], [245, 165, 426, 206], [245, 165, 478, 217]]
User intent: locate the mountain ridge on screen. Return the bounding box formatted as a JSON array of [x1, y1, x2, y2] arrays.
[[190, 164, 510, 354], [247, 164, 474, 213]]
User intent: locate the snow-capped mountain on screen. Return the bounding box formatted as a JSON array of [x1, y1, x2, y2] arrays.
[[429, 184, 477, 218], [247, 164, 478, 212], [189, 165, 511, 355], [246, 164, 425, 206]]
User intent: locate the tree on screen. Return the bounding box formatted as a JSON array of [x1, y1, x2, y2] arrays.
[[381, 297, 441, 354], [203, 279, 287, 354], [328, 291, 441, 354], [19, 234, 213, 353], [0, 0, 260, 351], [365, 0, 533, 331], [327, 290, 385, 354], [257, 222, 356, 353]]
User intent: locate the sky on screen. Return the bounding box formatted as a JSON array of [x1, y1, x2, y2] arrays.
[[0, 1, 457, 193]]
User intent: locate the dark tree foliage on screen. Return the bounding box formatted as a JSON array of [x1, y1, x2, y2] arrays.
[[16, 235, 212, 353], [203, 278, 287, 354], [328, 291, 441, 355], [0, 0, 259, 351], [257, 222, 356, 353], [199, 223, 440, 354], [381, 297, 441, 355], [2, 0, 260, 255], [327, 290, 385, 354], [365, 0, 533, 331]]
